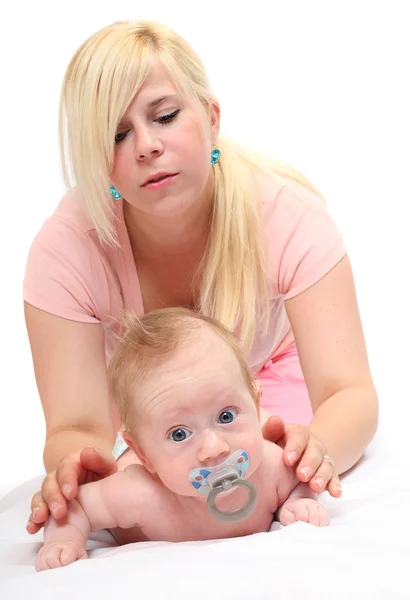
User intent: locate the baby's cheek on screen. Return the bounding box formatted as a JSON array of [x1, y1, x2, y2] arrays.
[[247, 436, 265, 475], [156, 463, 193, 496]]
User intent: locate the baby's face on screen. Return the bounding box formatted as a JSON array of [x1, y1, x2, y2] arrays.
[[131, 329, 264, 497]]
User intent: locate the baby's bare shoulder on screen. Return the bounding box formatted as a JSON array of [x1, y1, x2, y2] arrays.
[[122, 464, 179, 517], [261, 441, 298, 494], [262, 440, 286, 467]]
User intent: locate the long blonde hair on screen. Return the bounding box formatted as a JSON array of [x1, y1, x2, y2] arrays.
[[59, 20, 325, 351]]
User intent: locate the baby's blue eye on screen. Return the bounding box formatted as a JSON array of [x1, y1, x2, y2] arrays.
[[169, 427, 191, 442], [218, 409, 238, 424]]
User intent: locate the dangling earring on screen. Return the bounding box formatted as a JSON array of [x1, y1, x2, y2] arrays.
[[210, 147, 221, 166], [109, 185, 122, 199]]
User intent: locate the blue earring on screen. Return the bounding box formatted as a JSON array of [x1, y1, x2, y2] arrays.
[[109, 185, 122, 199], [211, 148, 221, 165]]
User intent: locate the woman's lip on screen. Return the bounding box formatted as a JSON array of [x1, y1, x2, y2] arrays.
[[142, 173, 178, 190]]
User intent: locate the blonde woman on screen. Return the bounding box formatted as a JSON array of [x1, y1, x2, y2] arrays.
[[24, 20, 378, 534]]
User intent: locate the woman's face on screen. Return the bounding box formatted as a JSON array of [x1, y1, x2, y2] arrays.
[[110, 58, 220, 218]]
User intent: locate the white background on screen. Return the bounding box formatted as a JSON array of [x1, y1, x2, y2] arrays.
[[0, 0, 409, 489]]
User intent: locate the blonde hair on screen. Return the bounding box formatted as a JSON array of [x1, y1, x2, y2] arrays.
[[108, 307, 259, 433], [59, 20, 325, 351]]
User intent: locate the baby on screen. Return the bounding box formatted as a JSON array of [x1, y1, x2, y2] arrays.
[[36, 307, 329, 571]]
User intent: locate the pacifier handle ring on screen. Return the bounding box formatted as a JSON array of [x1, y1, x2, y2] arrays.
[[207, 478, 258, 523]]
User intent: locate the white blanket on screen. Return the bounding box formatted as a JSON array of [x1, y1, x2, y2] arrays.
[[1, 430, 409, 600]]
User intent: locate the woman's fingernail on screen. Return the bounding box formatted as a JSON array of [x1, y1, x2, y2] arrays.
[[62, 484, 71, 497], [32, 508, 39, 520], [315, 477, 324, 490], [301, 466, 313, 480], [51, 503, 60, 517], [287, 451, 297, 465]]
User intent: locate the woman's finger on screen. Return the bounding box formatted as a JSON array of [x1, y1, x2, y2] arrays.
[[27, 519, 44, 535], [326, 474, 342, 498], [261, 415, 286, 446], [27, 491, 50, 534], [56, 452, 86, 500], [41, 472, 68, 520], [307, 458, 334, 493], [29, 491, 48, 523], [79, 447, 118, 480], [282, 428, 310, 466], [295, 440, 327, 483], [30, 491, 48, 518]]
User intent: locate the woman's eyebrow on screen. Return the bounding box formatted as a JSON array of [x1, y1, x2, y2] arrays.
[[148, 93, 179, 108]]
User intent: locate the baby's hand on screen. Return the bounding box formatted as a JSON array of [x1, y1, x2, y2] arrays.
[[278, 497, 329, 527], [35, 541, 88, 571]]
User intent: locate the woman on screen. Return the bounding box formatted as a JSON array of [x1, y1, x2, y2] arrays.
[[24, 20, 378, 533]]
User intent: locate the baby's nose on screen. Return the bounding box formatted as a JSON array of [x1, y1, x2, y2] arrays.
[[196, 430, 230, 465]]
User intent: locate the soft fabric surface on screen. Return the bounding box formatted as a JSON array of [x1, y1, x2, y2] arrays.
[[1, 431, 408, 599]]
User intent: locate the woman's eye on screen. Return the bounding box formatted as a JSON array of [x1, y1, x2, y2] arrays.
[[114, 130, 129, 143], [218, 409, 238, 425], [169, 427, 191, 442], [157, 109, 180, 125], [114, 110, 180, 143]]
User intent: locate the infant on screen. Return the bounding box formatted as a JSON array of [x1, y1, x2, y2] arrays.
[[36, 307, 329, 571]]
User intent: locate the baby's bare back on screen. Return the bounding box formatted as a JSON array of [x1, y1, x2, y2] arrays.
[[110, 441, 298, 544]]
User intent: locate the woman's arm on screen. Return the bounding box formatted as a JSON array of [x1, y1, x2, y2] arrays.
[[284, 254, 378, 476], [24, 302, 118, 531]]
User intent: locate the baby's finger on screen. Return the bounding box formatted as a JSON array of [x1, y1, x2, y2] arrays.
[[60, 545, 84, 567], [306, 503, 321, 527], [283, 429, 310, 466], [318, 508, 330, 527], [35, 548, 47, 572], [45, 546, 64, 570]]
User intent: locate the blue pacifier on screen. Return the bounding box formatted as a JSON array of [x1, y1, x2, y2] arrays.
[[188, 449, 258, 523]]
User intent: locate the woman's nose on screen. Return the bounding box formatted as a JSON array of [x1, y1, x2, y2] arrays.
[[196, 430, 230, 464], [134, 126, 163, 160]]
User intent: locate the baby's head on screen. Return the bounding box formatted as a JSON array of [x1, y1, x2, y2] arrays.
[[108, 307, 264, 496]]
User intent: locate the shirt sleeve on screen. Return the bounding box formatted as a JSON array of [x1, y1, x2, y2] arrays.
[[23, 216, 102, 323], [264, 180, 347, 300]]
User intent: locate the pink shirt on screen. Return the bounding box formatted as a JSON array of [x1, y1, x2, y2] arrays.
[[23, 173, 346, 373]]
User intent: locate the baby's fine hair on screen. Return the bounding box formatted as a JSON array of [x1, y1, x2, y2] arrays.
[[108, 307, 259, 432]]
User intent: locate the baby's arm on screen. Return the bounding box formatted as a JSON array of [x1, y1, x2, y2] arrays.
[[35, 465, 153, 571], [270, 445, 329, 527], [276, 482, 329, 527]]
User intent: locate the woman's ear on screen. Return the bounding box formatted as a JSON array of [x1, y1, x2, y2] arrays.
[[122, 431, 155, 473], [209, 98, 221, 145]]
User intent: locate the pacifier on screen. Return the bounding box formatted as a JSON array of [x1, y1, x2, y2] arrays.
[[188, 449, 258, 523]]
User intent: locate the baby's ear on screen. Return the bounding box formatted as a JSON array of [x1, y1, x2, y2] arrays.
[[122, 431, 155, 473]]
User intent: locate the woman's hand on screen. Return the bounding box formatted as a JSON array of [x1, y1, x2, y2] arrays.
[[262, 415, 342, 498], [27, 447, 118, 534]]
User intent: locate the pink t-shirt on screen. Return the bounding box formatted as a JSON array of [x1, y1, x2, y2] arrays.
[[23, 172, 346, 373]]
